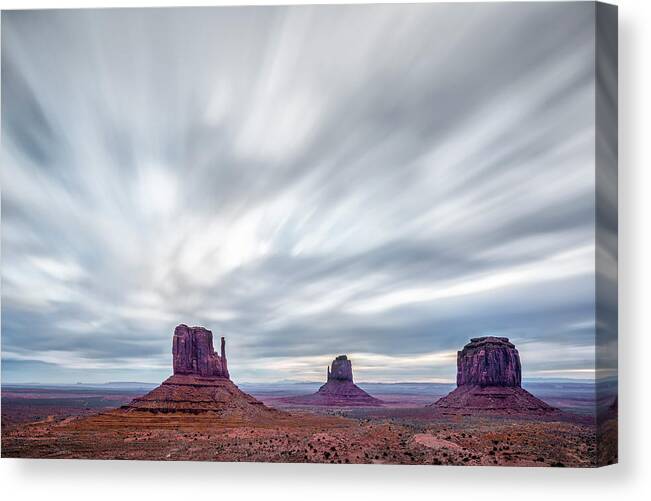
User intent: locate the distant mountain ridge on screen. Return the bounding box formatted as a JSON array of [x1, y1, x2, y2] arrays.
[[3, 377, 598, 387]]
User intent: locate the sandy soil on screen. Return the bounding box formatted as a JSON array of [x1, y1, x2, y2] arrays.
[[2, 406, 605, 466], [1, 386, 616, 466]]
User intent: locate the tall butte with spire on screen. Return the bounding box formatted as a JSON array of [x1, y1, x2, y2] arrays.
[[121, 324, 276, 419], [430, 336, 558, 415], [284, 355, 383, 406]]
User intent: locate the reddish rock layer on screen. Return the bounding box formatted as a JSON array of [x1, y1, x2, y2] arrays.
[[121, 374, 276, 419], [287, 380, 384, 407], [173, 324, 229, 378], [328, 355, 354, 382], [457, 337, 521, 387], [432, 385, 556, 414]]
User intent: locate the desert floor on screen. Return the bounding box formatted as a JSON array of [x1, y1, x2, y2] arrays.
[[1, 384, 617, 467]]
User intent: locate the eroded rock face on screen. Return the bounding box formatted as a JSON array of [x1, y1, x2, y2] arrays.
[[172, 324, 229, 378], [431, 336, 558, 415], [456, 336, 521, 387], [122, 374, 274, 417], [121, 324, 279, 419], [327, 355, 353, 382]]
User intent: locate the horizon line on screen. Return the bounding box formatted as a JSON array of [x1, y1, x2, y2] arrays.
[[1, 375, 610, 386]]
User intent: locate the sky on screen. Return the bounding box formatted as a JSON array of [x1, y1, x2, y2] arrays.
[[1, 3, 616, 384]]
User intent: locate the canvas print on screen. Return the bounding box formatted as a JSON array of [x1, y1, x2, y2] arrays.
[[1, 2, 618, 467]]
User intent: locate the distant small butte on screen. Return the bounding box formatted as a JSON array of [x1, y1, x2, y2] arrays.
[[281, 354, 384, 407]]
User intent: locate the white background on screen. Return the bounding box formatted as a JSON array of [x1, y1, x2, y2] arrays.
[[0, 0, 648, 499]]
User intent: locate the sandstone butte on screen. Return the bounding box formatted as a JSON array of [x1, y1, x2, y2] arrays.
[[121, 324, 277, 419], [431, 336, 559, 415], [283, 355, 383, 407]]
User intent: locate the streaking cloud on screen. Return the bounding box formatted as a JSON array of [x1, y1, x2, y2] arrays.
[[1, 4, 604, 383]]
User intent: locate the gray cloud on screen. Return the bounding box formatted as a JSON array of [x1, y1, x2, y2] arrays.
[[1, 3, 607, 383]]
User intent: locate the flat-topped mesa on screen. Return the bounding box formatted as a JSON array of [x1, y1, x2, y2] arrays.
[[327, 355, 353, 382], [431, 336, 558, 415], [457, 336, 521, 387], [172, 324, 229, 379]]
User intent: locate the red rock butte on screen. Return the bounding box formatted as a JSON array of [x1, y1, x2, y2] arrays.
[[121, 324, 276, 419], [283, 355, 383, 407], [431, 337, 558, 415], [172, 324, 229, 378]]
